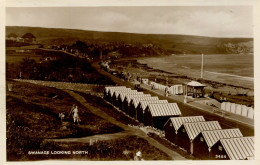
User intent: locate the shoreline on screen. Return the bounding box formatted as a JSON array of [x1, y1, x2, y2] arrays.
[[108, 57, 254, 106], [136, 57, 254, 90]]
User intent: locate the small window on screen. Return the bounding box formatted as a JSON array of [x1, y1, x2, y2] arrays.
[[200, 137, 204, 142], [170, 123, 173, 127], [182, 128, 186, 133], [218, 146, 222, 151]]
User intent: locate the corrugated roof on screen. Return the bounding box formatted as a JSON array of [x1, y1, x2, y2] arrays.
[[183, 121, 222, 141], [116, 90, 138, 98], [202, 128, 243, 148], [165, 116, 205, 131], [140, 100, 168, 111], [113, 89, 133, 97], [119, 92, 144, 102], [220, 136, 254, 160], [109, 87, 131, 97], [132, 97, 159, 108], [104, 86, 126, 93], [186, 81, 206, 87], [147, 103, 181, 117], [126, 94, 151, 103]]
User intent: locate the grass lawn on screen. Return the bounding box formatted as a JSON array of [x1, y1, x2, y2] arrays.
[[6, 80, 172, 161], [23, 135, 171, 160], [76, 92, 140, 126], [6, 80, 123, 160]]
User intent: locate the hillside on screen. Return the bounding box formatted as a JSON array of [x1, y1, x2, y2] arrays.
[[6, 26, 253, 54]]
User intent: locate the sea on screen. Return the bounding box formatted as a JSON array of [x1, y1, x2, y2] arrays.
[[138, 54, 254, 78]]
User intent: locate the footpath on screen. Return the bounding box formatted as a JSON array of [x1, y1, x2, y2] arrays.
[[13, 79, 186, 160]]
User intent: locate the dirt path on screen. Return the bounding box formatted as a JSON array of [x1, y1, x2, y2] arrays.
[[65, 90, 186, 160], [13, 79, 186, 160]]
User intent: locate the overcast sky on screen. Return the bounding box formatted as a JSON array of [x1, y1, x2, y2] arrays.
[[6, 6, 253, 38]]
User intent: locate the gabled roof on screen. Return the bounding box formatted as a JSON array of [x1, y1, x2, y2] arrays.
[[119, 92, 143, 101], [131, 97, 159, 108], [164, 116, 205, 131], [220, 136, 254, 160], [111, 88, 132, 97], [125, 94, 151, 103], [147, 103, 181, 117], [140, 100, 168, 111], [115, 90, 138, 98], [186, 81, 206, 87], [183, 121, 222, 141], [202, 128, 243, 148], [109, 87, 131, 97], [104, 86, 126, 93]]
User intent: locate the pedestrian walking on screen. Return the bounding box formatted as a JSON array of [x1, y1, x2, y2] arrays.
[[72, 105, 81, 124]]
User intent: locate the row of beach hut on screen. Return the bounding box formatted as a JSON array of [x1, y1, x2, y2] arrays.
[[104, 86, 182, 129], [220, 102, 254, 119], [164, 116, 254, 160], [103, 86, 254, 160], [150, 81, 184, 95]]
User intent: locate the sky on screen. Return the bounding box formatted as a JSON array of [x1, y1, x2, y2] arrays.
[[6, 6, 253, 38]]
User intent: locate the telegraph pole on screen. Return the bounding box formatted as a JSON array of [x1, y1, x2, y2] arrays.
[[201, 53, 204, 79]]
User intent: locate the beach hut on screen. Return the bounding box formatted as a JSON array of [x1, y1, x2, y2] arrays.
[[193, 128, 243, 159], [116, 90, 138, 108], [123, 94, 151, 114], [241, 106, 249, 117], [233, 104, 240, 114], [185, 81, 206, 98], [136, 100, 168, 123], [144, 103, 182, 129], [247, 108, 254, 119], [164, 116, 205, 145], [111, 88, 131, 106], [210, 136, 254, 160], [104, 86, 126, 102], [169, 85, 184, 95], [118, 92, 143, 111], [176, 121, 221, 153], [220, 102, 226, 110], [235, 105, 243, 115], [129, 96, 159, 118], [225, 102, 231, 112], [230, 103, 236, 113]]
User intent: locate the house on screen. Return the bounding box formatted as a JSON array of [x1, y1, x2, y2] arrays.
[[144, 103, 182, 129], [22, 33, 36, 43], [129, 96, 159, 118], [193, 128, 243, 159], [176, 121, 221, 153], [137, 100, 168, 123], [184, 81, 206, 98], [210, 136, 254, 160], [103, 86, 126, 102], [164, 116, 205, 145], [123, 94, 151, 114]]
